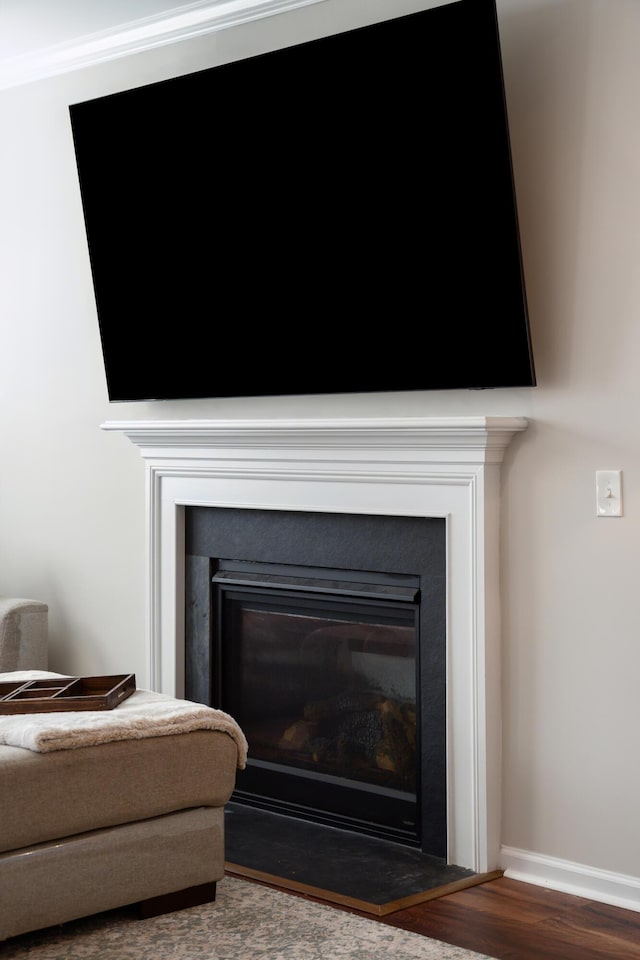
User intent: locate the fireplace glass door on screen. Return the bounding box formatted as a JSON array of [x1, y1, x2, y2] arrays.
[[212, 561, 420, 845]]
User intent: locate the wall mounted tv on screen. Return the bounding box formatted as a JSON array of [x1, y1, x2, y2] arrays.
[[69, 0, 536, 402]]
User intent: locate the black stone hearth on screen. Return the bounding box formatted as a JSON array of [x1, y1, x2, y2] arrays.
[[224, 803, 478, 913]]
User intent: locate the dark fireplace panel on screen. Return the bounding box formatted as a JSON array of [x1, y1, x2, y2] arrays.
[[213, 562, 419, 843], [185, 507, 446, 859]]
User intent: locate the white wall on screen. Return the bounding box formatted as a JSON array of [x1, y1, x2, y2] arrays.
[[1, 0, 639, 908]]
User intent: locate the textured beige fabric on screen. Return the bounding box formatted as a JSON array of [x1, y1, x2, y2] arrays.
[[0, 671, 248, 763], [0, 807, 225, 941], [0, 729, 238, 854], [0, 599, 48, 671]]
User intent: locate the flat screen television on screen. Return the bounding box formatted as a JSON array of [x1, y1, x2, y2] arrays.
[[69, 0, 536, 402]]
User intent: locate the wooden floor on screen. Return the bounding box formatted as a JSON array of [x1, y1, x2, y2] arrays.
[[254, 873, 640, 960], [377, 876, 640, 960]]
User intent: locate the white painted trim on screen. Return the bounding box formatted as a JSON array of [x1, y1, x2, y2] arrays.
[[0, 0, 329, 91], [102, 416, 528, 874], [101, 416, 527, 460], [501, 845, 640, 913]]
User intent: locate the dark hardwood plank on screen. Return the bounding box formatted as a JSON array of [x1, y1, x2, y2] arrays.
[[381, 878, 640, 960]]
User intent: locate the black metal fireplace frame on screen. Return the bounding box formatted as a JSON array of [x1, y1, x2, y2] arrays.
[[185, 505, 447, 859], [212, 562, 421, 845]]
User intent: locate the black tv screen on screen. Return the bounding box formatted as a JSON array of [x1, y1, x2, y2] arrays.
[[69, 0, 536, 402]]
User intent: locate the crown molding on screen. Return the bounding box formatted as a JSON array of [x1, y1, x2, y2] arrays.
[[0, 0, 327, 91]]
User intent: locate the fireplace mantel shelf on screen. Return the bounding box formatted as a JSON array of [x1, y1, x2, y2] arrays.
[[103, 415, 529, 876], [102, 416, 527, 461]]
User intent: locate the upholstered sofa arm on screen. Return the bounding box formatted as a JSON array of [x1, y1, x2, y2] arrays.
[[0, 598, 48, 672]]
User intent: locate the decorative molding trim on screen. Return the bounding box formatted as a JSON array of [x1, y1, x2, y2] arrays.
[[101, 416, 528, 460], [103, 415, 528, 875], [501, 846, 640, 913], [0, 0, 329, 91]]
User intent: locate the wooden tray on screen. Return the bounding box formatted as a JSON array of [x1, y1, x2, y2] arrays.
[[0, 674, 136, 714]]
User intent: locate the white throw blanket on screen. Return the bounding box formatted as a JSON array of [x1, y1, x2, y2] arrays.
[[0, 671, 248, 766]]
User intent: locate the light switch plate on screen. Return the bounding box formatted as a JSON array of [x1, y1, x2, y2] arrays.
[[596, 470, 622, 516]]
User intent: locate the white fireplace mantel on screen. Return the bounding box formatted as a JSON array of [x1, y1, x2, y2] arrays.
[[102, 415, 528, 874]]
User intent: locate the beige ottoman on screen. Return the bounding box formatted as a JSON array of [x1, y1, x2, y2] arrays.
[[0, 674, 246, 942]]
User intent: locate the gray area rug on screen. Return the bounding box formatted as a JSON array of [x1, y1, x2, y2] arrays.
[[2, 876, 496, 959]]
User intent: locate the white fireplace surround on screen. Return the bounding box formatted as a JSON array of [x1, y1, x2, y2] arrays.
[[103, 415, 528, 874]]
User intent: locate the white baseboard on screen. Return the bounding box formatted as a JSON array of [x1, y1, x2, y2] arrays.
[[500, 845, 640, 913]]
